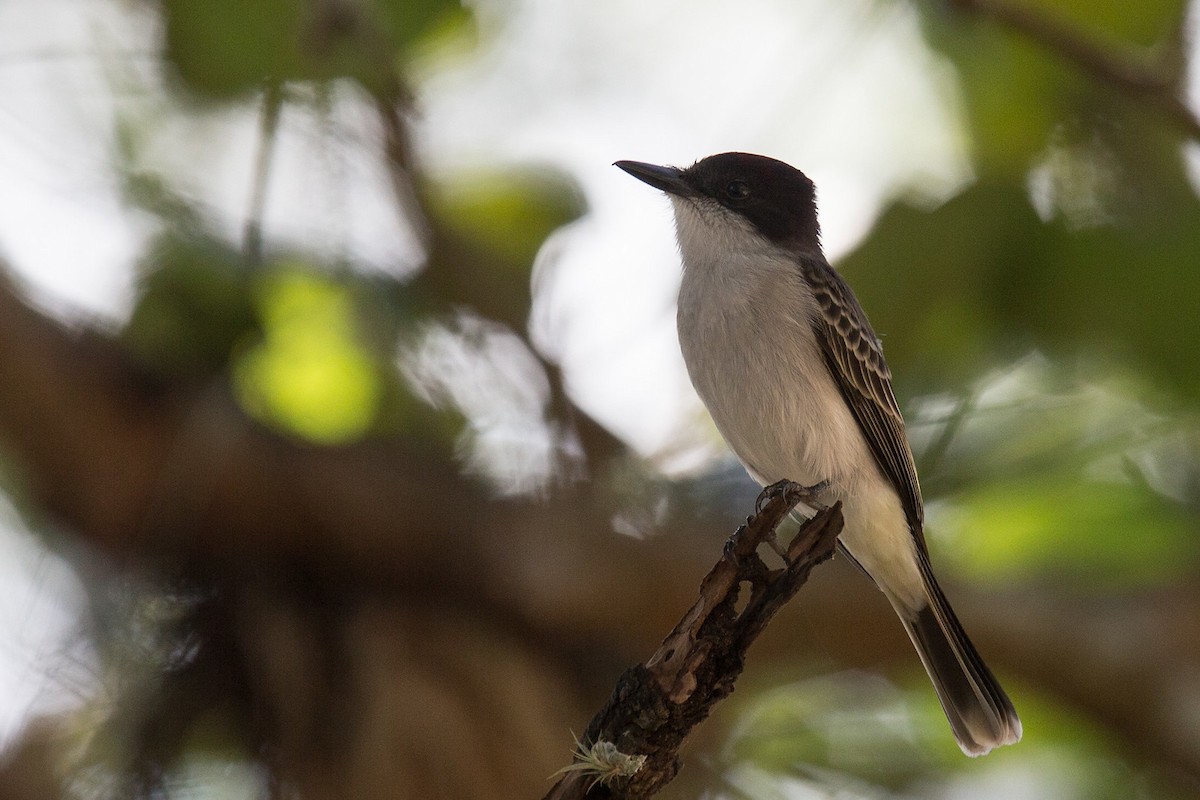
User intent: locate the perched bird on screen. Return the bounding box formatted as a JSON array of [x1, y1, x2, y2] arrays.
[[615, 153, 1021, 756]]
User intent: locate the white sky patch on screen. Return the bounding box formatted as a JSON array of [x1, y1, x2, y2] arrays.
[[133, 82, 427, 276], [0, 0, 159, 320], [0, 499, 94, 751], [1183, 0, 1200, 195]]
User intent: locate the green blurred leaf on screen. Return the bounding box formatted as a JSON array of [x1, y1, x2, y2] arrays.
[[919, 10, 1079, 175], [940, 474, 1198, 586], [372, 0, 469, 56], [915, 0, 1190, 177], [125, 235, 259, 377], [1016, 0, 1185, 48], [429, 167, 586, 274], [839, 181, 1047, 391], [720, 671, 1190, 800], [843, 160, 1200, 403], [726, 671, 1193, 798], [876, 0, 1200, 404], [907, 355, 1200, 586], [234, 267, 382, 443], [1009, 139, 1200, 401], [419, 166, 586, 329], [158, 0, 465, 98], [160, 0, 308, 97], [726, 674, 938, 787]]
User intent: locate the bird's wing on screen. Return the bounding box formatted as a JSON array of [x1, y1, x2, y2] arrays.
[[802, 259, 925, 537]]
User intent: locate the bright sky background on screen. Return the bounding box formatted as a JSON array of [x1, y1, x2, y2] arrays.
[[0, 0, 977, 774]]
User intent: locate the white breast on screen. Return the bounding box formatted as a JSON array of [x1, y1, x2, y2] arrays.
[[671, 197, 924, 609], [671, 197, 874, 494]]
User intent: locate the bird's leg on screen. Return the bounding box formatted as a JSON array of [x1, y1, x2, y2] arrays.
[[754, 479, 831, 561], [754, 478, 829, 514], [754, 479, 791, 515], [798, 478, 831, 503]]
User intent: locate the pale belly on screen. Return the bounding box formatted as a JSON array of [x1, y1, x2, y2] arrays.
[[678, 290, 875, 496], [677, 276, 925, 611]]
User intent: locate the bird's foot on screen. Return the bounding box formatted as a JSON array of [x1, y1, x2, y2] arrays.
[[754, 479, 831, 563], [796, 478, 831, 503], [754, 478, 830, 515]]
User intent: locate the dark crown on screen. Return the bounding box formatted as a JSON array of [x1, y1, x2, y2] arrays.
[[682, 153, 821, 249]]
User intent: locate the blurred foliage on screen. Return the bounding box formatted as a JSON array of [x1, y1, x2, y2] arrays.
[[124, 233, 259, 378], [724, 671, 1193, 800], [159, 0, 468, 97], [118, 0, 584, 447], [907, 357, 1200, 585], [428, 168, 586, 278], [947, 473, 1197, 585], [902, 0, 1200, 400], [725, 673, 942, 787], [917, 0, 1188, 175], [418, 166, 587, 334], [845, 139, 1200, 402], [233, 268, 383, 443]]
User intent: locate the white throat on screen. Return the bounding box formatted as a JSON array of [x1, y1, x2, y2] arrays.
[[670, 197, 789, 281]]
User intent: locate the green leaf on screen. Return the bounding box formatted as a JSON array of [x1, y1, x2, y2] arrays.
[[429, 166, 586, 274], [1021, 0, 1186, 48], [371, 0, 468, 54], [914, 0, 1191, 178], [160, 0, 309, 97], [842, 148, 1200, 403], [233, 267, 382, 443], [419, 166, 586, 330], [838, 181, 1047, 392], [939, 474, 1198, 586], [124, 234, 258, 376], [158, 0, 466, 98]]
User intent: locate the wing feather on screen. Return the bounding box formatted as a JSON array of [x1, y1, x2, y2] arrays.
[[801, 258, 925, 538]]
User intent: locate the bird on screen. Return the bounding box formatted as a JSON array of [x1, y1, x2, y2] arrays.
[[615, 152, 1021, 756]]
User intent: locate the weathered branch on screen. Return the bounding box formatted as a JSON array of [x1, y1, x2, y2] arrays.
[[543, 484, 844, 800]]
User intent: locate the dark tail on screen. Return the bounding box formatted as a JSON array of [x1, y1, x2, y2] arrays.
[[898, 551, 1022, 756]]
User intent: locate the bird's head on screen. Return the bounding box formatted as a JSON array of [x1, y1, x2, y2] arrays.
[[616, 152, 821, 256]]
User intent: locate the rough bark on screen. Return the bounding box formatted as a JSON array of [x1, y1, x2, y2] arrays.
[[544, 487, 843, 799]]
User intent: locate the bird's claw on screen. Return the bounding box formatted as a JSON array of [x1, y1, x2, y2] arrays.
[[754, 478, 830, 514], [754, 479, 792, 514], [798, 479, 831, 502]]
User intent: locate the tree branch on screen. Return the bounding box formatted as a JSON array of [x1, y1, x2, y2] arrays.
[[543, 484, 844, 800], [243, 79, 283, 266]]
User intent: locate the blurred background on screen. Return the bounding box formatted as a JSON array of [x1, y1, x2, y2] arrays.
[[1, 0, 1199, 798]]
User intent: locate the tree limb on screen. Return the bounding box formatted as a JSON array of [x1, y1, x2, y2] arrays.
[[543, 484, 844, 800]]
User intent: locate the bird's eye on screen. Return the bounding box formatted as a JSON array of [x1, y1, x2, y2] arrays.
[[725, 180, 750, 201]]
